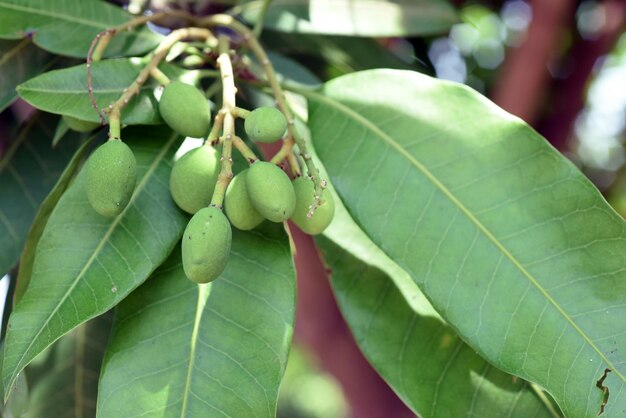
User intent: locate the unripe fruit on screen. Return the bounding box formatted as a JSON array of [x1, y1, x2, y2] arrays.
[[291, 177, 335, 235], [225, 170, 264, 230], [244, 107, 287, 143], [246, 161, 295, 222], [86, 140, 137, 217], [159, 81, 211, 138], [63, 115, 100, 133], [169, 145, 220, 214], [182, 207, 231, 283]]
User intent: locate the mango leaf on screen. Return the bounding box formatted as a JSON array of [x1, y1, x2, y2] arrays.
[[98, 224, 295, 417], [0, 39, 54, 112], [0, 114, 83, 278], [308, 69, 626, 417], [17, 58, 197, 125], [0, 0, 161, 58], [2, 126, 187, 397], [15, 136, 97, 305], [244, 0, 457, 37], [26, 313, 112, 418], [0, 345, 29, 418]]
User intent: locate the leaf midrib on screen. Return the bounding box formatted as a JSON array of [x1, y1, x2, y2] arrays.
[[0, 1, 155, 42], [303, 88, 626, 385], [180, 284, 210, 417], [5, 132, 179, 396]]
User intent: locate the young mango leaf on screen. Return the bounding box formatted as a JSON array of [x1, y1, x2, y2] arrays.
[[17, 58, 199, 125], [243, 0, 457, 37], [0, 39, 55, 112], [26, 313, 112, 418], [308, 69, 626, 417], [2, 126, 187, 398], [0, 0, 161, 58], [0, 114, 83, 278], [98, 224, 295, 418]]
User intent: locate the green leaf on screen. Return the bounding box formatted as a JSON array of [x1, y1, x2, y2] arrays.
[[321, 238, 560, 417], [0, 0, 161, 58], [2, 126, 187, 397], [244, 0, 457, 37], [0, 39, 55, 112], [308, 69, 626, 417], [98, 224, 295, 417], [26, 313, 112, 418], [14, 136, 97, 305], [262, 31, 430, 76], [17, 58, 194, 125], [0, 114, 83, 278]]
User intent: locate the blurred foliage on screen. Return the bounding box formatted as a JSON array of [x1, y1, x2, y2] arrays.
[[277, 345, 348, 418]]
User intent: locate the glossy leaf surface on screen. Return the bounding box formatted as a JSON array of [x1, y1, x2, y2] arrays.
[[98, 224, 295, 417], [2, 126, 187, 396], [309, 70, 626, 417], [0, 0, 161, 57]]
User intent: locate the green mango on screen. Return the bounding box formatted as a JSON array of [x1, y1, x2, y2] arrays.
[[169, 145, 220, 214], [291, 177, 335, 235], [182, 206, 231, 283], [63, 115, 100, 132], [225, 169, 264, 230], [246, 161, 295, 222], [86, 140, 137, 217], [244, 107, 287, 143], [159, 81, 211, 138]]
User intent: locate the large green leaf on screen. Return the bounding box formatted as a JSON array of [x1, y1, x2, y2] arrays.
[[15, 136, 98, 304], [17, 58, 195, 125], [308, 70, 626, 417], [0, 39, 54, 112], [243, 0, 457, 37], [98, 224, 295, 417], [26, 313, 112, 418], [2, 126, 187, 397], [0, 0, 161, 58], [0, 114, 83, 278]]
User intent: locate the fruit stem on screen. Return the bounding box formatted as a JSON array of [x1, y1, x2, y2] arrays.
[[107, 27, 215, 140], [252, 0, 274, 38], [150, 67, 171, 86], [210, 35, 237, 209], [233, 107, 251, 119], [233, 136, 259, 164], [207, 111, 225, 145], [200, 14, 326, 211]]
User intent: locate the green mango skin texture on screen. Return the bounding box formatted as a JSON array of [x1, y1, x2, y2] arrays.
[[63, 115, 100, 132], [182, 206, 232, 283], [159, 81, 211, 138], [244, 107, 288, 143], [291, 177, 335, 235], [246, 161, 296, 222], [86, 140, 137, 218], [225, 170, 264, 230], [169, 145, 220, 215]]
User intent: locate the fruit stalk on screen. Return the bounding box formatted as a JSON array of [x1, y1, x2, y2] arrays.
[[201, 14, 325, 212], [210, 35, 237, 208], [107, 27, 214, 140]]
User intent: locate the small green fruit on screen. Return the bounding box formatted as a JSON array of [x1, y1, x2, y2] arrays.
[[63, 115, 100, 133], [159, 81, 211, 138], [225, 170, 264, 230], [86, 140, 137, 217], [244, 107, 287, 143], [246, 161, 295, 222], [169, 145, 220, 214], [291, 177, 335, 235], [182, 207, 231, 283]]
